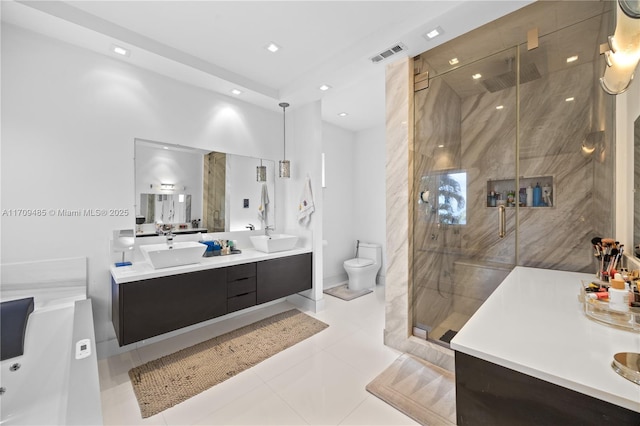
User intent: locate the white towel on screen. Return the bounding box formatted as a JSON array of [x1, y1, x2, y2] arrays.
[[258, 182, 269, 223], [298, 176, 315, 226]]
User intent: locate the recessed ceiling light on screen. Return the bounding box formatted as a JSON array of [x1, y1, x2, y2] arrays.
[[437, 144, 445, 148], [472, 73, 482, 80], [496, 105, 504, 110], [566, 55, 578, 63], [565, 97, 575, 102], [265, 42, 280, 53], [449, 58, 459, 65], [338, 112, 348, 117], [230, 88, 242, 95], [424, 26, 444, 40], [163, 146, 169, 150], [111, 44, 130, 57], [319, 84, 331, 91]]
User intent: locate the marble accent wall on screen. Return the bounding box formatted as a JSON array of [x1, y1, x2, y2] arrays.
[[385, 58, 455, 371]]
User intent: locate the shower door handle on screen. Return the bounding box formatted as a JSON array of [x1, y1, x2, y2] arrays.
[[498, 205, 506, 238]]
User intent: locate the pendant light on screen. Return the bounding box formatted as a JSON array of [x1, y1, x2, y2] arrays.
[[256, 159, 267, 182], [279, 102, 291, 178]]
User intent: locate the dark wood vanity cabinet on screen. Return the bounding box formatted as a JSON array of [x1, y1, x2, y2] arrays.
[[226, 263, 257, 313], [112, 268, 227, 346], [112, 252, 313, 346], [257, 253, 312, 304]]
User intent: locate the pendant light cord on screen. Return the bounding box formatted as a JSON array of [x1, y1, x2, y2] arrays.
[[279, 102, 289, 160]]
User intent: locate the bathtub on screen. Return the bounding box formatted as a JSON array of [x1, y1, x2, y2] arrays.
[[0, 299, 102, 425]]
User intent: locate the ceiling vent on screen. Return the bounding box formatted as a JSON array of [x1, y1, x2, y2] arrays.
[[370, 43, 407, 64]]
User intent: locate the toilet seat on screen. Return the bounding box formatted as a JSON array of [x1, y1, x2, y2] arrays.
[[344, 258, 374, 268]]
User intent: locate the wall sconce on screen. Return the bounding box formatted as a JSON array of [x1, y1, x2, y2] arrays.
[[279, 102, 291, 178], [149, 183, 185, 192], [256, 159, 267, 182], [600, 0, 640, 94]]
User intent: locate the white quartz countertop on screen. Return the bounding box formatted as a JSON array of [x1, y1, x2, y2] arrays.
[[111, 247, 312, 284], [450, 266, 640, 413]]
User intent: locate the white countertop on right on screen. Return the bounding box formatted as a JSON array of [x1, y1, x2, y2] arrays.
[[450, 266, 640, 412]]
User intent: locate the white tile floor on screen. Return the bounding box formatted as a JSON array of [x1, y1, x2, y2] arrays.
[[98, 285, 420, 425]]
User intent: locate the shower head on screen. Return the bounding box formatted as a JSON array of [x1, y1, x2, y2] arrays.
[[482, 63, 542, 92]]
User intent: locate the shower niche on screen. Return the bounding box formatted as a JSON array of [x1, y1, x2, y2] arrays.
[[486, 176, 554, 208]]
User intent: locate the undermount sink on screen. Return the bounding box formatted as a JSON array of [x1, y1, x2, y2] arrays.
[[250, 234, 298, 253], [140, 241, 206, 269]]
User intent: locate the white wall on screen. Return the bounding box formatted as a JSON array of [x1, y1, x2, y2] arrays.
[[279, 102, 325, 309], [320, 122, 388, 288], [354, 124, 387, 283], [1, 24, 289, 349], [321, 123, 356, 287]]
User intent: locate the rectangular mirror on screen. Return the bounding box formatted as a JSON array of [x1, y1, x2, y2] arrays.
[[139, 193, 192, 224], [134, 139, 275, 236]]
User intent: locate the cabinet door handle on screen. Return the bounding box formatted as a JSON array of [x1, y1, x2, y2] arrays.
[[498, 205, 506, 238]]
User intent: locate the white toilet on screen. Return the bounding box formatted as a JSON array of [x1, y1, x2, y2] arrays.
[[343, 241, 381, 291]]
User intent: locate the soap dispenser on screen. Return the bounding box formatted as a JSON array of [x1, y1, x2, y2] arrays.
[[533, 183, 542, 207]]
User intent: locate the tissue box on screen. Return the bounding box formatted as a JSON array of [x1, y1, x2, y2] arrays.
[[199, 241, 220, 257]]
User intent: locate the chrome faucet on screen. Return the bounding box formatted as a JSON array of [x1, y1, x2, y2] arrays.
[[165, 229, 174, 249], [264, 225, 274, 236], [246, 223, 255, 231]]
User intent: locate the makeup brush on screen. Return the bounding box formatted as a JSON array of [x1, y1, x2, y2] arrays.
[[609, 248, 619, 275]]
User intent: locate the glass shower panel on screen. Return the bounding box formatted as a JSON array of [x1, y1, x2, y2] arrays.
[[412, 48, 518, 345], [517, 13, 615, 271]]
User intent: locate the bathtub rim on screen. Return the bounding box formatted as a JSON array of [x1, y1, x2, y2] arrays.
[[66, 298, 103, 425]]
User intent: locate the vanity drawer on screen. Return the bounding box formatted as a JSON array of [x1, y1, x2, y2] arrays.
[[226, 263, 256, 282], [227, 291, 256, 313], [227, 276, 257, 298]]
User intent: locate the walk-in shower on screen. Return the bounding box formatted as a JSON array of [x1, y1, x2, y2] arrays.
[[411, 1, 616, 346]]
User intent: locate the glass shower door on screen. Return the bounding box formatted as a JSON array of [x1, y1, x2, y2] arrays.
[[411, 4, 615, 347], [412, 47, 518, 345]]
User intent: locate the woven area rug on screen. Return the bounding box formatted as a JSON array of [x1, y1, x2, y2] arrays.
[[323, 284, 372, 301], [128, 309, 328, 418], [366, 353, 457, 425]]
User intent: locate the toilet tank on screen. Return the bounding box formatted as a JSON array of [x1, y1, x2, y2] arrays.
[[358, 242, 381, 265]]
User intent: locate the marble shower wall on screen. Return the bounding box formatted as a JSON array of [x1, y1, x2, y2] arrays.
[[515, 61, 614, 271]]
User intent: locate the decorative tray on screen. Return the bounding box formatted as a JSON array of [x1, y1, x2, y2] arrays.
[[579, 281, 640, 332]]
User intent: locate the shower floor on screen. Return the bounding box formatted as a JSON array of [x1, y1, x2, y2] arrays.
[[429, 312, 471, 344]]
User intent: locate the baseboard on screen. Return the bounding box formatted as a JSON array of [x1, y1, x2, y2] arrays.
[[287, 292, 324, 313], [323, 273, 348, 289]]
